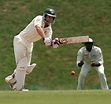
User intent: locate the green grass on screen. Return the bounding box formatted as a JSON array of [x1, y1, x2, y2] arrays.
[[0, 0, 111, 90], [0, 90, 111, 104]]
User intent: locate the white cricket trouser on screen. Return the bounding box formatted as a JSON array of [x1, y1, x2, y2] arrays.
[[77, 63, 109, 90], [13, 35, 33, 90]]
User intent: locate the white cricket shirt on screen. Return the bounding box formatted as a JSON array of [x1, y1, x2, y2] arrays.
[[19, 15, 52, 43], [77, 46, 104, 65]]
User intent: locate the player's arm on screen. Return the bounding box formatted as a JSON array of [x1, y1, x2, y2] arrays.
[[34, 16, 52, 46], [35, 25, 59, 48], [77, 50, 84, 67], [34, 17, 46, 38], [35, 25, 52, 46], [90, 49, 103, 67], [35, 25, 46, 39]]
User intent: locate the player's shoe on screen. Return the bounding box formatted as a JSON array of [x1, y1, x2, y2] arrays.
[[5, 74, 16, 90], [12, 88, 29, 91], [5, 74, 29, 91], [21, 89, 29, 91]]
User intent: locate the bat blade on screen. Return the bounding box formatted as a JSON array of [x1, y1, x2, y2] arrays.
[[59, 36, 89, 44]]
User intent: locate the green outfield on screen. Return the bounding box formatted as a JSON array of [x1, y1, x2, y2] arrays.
[[0, 90, 111, 104]]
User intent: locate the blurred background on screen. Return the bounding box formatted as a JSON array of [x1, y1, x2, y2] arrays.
[[0, 0, 111, 90]]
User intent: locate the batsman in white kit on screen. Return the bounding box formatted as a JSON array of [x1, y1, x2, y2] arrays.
[[5, 8, 60, 91], [76, 38, 109, 90]]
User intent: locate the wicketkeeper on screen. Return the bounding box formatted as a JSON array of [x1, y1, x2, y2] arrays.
[[5, 8, 60, 91], [76, 38, 109, 90]]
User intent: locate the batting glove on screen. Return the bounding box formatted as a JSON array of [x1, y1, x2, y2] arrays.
[[51, 38, 60, 48], [43, 38, 52, 46]]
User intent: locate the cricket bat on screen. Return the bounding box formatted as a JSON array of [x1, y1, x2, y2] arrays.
[[59, 36, 89, 44]]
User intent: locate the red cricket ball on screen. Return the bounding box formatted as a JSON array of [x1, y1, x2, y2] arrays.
[[71, 71, 75, 76]]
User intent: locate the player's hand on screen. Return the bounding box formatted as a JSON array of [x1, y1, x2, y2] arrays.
[[43, 38, 52, 46], [78, 60, 84, 67], [90, 61, 101, 67], [51, 38, 60, 48]]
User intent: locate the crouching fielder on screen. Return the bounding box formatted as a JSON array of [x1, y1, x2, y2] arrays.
[[5, 8, 59, 91], [76, 38, 109, 90]]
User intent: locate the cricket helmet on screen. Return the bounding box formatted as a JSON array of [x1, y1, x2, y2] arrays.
[[43, 8, 56, 24]]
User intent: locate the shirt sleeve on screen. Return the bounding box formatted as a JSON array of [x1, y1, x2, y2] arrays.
[[33, 16, 52, 40], [76, 48, 84, 65], [33, 16, 42, 27], [96, 48, 104, 64]]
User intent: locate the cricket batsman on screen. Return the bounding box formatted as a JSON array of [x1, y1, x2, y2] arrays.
[[76, 38, 109, 90], [5, 8, 60, 91]]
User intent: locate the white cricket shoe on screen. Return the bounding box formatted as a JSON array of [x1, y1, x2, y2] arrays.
[[21, 89, 29, 91], [12, 88, 29, 91]]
